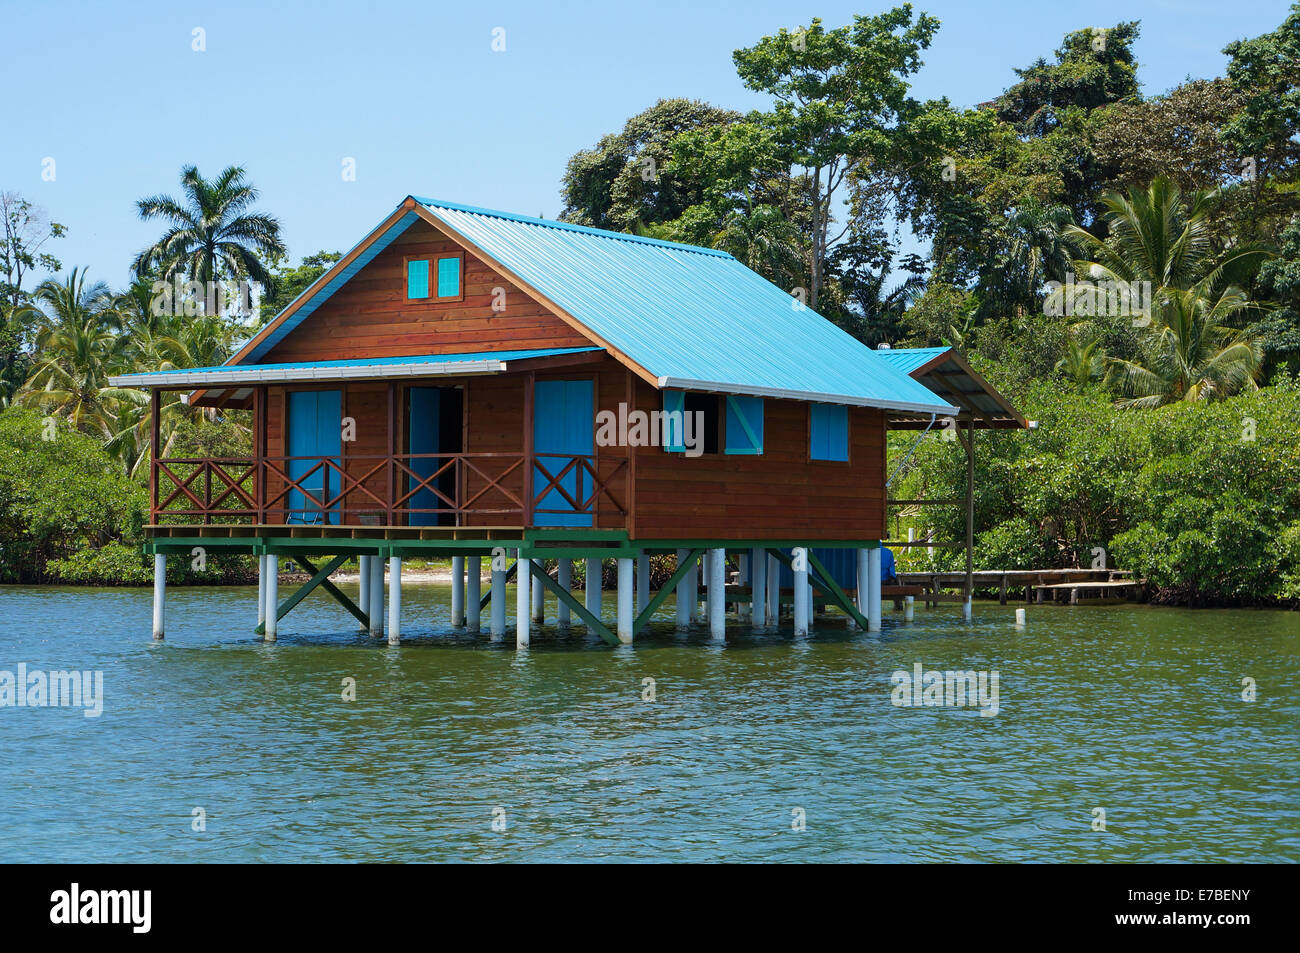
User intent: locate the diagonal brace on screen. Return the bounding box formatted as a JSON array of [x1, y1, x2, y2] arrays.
[[634, 548, 703, 635], [527, 560, 619, 646], [255, 554, 362, 635], [806, 550, 870, 630]]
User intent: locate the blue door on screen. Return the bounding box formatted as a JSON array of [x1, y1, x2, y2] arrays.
[[532, 379, 594, 527], [287, 390, 342, 524]]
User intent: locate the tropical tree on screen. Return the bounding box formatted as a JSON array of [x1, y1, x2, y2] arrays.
[[132, 165, 285, 295], [17, 269, 134, 437], [1055, 328, 1107, 387], [1062, 176, 1273, 405]]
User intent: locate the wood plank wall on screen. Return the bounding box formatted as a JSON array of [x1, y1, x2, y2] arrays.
[[263, 219, 589, 362]]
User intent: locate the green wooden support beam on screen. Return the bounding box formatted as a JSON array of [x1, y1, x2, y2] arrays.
[[527, 560, 619, 646], [254, 554, 362, 635], [633, 548, 703, 635], [805, 550, 870, 630]]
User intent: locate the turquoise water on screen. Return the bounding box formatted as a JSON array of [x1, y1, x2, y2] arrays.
[[1, 582, 1296, 862]]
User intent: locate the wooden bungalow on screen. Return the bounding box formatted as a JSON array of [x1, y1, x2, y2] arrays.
[[110, 196, 1027, 647]]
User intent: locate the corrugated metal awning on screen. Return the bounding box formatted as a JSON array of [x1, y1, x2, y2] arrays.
[[874, 347, 1030, 429]]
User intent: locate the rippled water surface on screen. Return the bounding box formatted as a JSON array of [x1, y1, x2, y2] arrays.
[[1, 582, 1296, 862]]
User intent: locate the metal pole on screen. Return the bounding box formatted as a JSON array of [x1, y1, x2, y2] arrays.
[[867, 547, 882, 632], [585, 557, 602, 625], [264, 554, 278, 642], [792, 548, 808, 637], [708, 547, 726, 640], [616, 557, 633, 643], [490, 562, 506, 640], [388, 556, 401, 646], [368, 555, 383, 638], [516, 550, 530, 647], [557, 559, 572, 627], [257, 553, 267, 631], [467, 556, 482, 633], [451, 555, 465, 627], [152, 553, 167, 640]]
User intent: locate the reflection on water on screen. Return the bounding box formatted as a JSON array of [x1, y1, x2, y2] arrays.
[[0, 582, 1296, 862]]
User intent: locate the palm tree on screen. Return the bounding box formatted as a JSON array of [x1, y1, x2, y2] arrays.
[[17, 269, 134, 437], [1063, 176, 1273, 405], [1055, 328, 1106, 387], [133, 165, 285, 297]]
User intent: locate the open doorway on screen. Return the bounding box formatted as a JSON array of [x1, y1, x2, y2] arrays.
[[406, 385, 464, 526]]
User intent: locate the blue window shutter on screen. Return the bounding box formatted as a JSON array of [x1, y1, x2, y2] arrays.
[[436, 256, 461, 298], [725, 395, 763, 454], [407, 259, 429, 298], [810, 404, 848, 461], [663, 389, 685, 452]]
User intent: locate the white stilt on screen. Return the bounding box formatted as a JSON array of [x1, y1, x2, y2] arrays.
[[737, 553, 749, 620], [530, 558, 544, 623], [792, 548, 809, 637], [387, 556, 402, 646], [750, 548, 766, 626], [674, 549, 691, 630], [585, 557, 601, 625], [556, 559, 571, 627], [451, 556, 465, 627], [963, 597, 973, 622], [152, 553, 167, 640], [358, 555, 370, 630], [636, 552, 649, 615], [368, 554, 384, 638], [686, 551, 700, 623], [616, 557, 633, 643], [708, 547, 725, 640], [516, 552, 530, 648], [263, 554, 278, 642], [806, 576, 816, 631], [867, 547, 882, 632], [256, 553, 267, 630], [467, 557, 482, 633], [856, 548, 869, 627], [490, 562, 506, 640], [1015, 607, 1026, 626], [766, 552, 779, 624], [905, 595, 915, 622]]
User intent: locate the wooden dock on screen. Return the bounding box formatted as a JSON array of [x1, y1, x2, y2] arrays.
[[896, 568, 1141, 605]]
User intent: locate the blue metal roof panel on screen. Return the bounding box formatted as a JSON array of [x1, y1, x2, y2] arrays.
[[872, 347, 952, 376], [420, 198, 956, 414]]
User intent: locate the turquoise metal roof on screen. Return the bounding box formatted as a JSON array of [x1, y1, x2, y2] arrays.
[[415, 198, 957, 415], [872, 346, 951, 376], [110, 347, 602, 388]]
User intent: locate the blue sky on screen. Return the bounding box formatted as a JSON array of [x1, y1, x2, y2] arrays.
[[2, 0, 1292, 289]]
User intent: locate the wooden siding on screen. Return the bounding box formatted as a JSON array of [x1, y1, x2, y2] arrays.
[[626, 374, 886, 541], [263, 219, 591, 363]]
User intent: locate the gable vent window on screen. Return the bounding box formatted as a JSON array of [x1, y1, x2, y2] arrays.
[[406, 253, 464, 302]]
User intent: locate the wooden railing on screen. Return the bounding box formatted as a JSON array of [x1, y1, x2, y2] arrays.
[[151, 453, 628, 528]]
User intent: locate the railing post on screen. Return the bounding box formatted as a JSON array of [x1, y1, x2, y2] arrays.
[[149, 388, 161, 522], [386, 381, 396, 526], [522, 374, 534, 527]]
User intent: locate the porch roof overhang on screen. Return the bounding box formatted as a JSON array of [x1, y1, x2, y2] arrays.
[[873, 347, 1031, 430], [107, 346, 605, 406]]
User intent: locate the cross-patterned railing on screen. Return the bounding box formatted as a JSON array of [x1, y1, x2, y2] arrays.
[[150, 453, 628, 527]]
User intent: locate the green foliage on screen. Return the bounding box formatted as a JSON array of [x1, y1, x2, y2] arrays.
[[258, 250, 342, 325], [0, 407, 147, 582], [892, 368, 1300, 604]]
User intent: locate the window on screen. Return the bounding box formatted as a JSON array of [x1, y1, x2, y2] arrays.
[[437, 255, 461, 298], [810, 404, 849, 461], [405, 253, 463, 301], [406, 259, 429, 299], [663, 390, 722, 455], [724, 395, 763, 454]]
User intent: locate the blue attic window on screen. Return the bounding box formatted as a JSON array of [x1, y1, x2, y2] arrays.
[[724, 395, 763, 454], [810, 404, 848, 462], [436, 254, 462, 299], [406, 258, 429, 299]]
